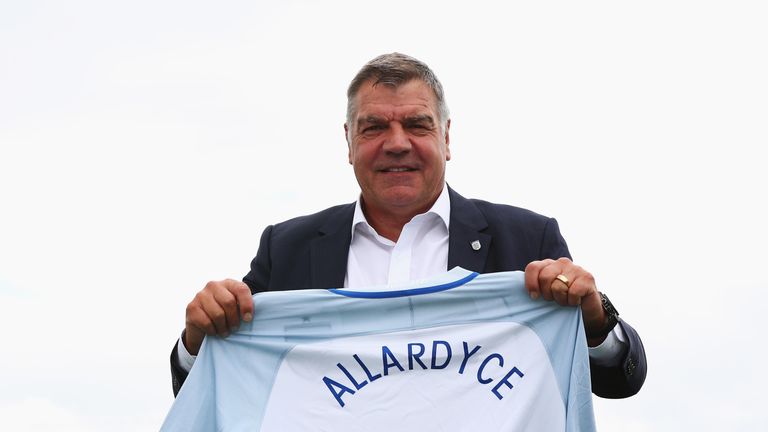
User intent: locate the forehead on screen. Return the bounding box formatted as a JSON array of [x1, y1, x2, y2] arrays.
[[352, 79, 438, 121]]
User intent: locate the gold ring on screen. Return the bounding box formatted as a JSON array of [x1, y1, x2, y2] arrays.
[[555, 274, 571, 288]]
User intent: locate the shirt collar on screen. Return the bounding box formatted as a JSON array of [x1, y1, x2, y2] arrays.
[[351, 184, 451, 240]]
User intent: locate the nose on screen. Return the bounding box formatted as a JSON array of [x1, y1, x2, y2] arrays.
[[381, 123, 412, 155]]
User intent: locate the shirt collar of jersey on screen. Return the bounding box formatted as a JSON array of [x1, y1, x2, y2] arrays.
[[350, 183, 451, 242]]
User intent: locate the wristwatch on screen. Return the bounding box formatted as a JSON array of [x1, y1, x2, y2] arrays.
[[586, 292, 620, 339]]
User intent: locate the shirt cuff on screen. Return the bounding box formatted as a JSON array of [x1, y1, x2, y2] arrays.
[[176, 332, 197, 372], [587, 324, 628, 366]]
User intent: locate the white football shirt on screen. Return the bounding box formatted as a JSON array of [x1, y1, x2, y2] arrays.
[[162, 268, 596, 431]]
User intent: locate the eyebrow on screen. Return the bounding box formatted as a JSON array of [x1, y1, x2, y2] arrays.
[[402, 114, 435, 126], [358, 115, 387, 125], [356, 114, 436, 127]]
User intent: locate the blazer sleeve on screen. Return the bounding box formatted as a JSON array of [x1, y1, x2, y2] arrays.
[[243, 225, 274, 294], [170, 338, 189, 397], [540, 217, 647, 398], [540, 217, 572, 261], [589, 319, 647, 398]]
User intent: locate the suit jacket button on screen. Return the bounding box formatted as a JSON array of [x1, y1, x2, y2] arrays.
[[626, 359, 636, 376]]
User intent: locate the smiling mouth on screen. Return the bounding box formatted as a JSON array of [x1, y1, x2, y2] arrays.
[[380, 167, 417, 172]]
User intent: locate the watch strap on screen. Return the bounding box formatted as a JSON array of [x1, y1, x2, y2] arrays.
[[586, 292, 620, 339]]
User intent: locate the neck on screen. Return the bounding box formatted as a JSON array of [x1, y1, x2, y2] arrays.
[[361, 199, 436, 242]]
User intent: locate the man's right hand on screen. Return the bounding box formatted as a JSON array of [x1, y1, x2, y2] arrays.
[[183, 279, 254, 355]]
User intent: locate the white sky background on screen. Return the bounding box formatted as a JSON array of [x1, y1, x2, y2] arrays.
[[1, 0, 766, 430]]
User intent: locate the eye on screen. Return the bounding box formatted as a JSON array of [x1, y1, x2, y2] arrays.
[[362, 125, 386, 134], [405, 120, 433, 131], [407, 124, 432, 134]]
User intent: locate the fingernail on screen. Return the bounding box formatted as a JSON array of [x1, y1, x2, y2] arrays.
[[222, 332, 230, 338], [244, 313, 253, 322], [230, 326, 238, 332], [530, 292, 540, 300]]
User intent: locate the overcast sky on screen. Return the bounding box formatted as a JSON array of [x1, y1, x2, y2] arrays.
[[1, 1, 767, 430]]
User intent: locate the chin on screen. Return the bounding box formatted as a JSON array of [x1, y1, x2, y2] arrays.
[[381, 193, 417, 206], [378, 190, 429, 211]]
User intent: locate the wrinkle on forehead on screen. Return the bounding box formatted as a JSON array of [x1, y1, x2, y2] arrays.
[[355, 101, 436, 124], [358, 112, 435, 123], [359, 97, 432, 110]]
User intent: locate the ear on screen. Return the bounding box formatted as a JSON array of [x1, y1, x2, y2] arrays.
[[444, 119, 451, 161], [344, 123, 353, 165]]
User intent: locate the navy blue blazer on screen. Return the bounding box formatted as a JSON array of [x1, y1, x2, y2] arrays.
[[171, 187, 646, 398]]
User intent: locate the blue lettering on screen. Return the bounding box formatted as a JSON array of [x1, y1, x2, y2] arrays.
[[491, 367, 524, 400], [323, 376, 355, 408], [408, 343, 428, 370], [477, 353, 504, 384], [337, 362, 367, 390], [459, 342, 482, 374], [353, 354, 382, 382], [431, 340, 452, 369], [382, 345, 405, 376]]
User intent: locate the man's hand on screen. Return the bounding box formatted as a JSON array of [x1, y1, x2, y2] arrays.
[[525, 258, 608, 346], [183, 279, 254, 355]]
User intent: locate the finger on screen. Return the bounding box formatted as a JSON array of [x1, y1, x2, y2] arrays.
[[551, 258, 577, 305], [566, 283, 582, 306], [566, 273, 589, 306], [213, 285, 241, 333], [551, 277, 570, 306], [199, 291, 230, 337], [569, 272, 599, 312], [525, 259, 554, 300], [186, 300, 216, 336], [225, 279, 254, 323], [554, 260, 592, 305], [537, 260, 565, 301]]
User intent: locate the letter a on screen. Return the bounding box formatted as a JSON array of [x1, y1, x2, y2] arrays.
[[323, 376, 356, 408], [382, 345, 405, 376]]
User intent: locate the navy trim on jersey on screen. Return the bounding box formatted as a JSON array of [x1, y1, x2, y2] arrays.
[[328, 272, 479, 299]]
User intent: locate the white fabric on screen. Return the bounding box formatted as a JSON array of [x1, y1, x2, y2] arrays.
[[587, 326, 627, 365], [176, 331, 196, 371], [344, 184, 450, 288]]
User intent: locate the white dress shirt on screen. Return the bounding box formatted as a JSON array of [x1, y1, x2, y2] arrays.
[[344, 183, 451, 289], [177, 185, 625, 371]]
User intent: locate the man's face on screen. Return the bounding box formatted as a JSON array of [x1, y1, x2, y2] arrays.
[[345, 79, 450, 218]]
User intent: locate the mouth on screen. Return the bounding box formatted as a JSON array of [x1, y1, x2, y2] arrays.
[[379, 166, 418, 173]]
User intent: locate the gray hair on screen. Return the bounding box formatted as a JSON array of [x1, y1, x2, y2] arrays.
[[346, 53, 450, 131]]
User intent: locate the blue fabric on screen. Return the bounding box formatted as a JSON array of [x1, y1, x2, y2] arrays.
[[162, 268, 596, 431]]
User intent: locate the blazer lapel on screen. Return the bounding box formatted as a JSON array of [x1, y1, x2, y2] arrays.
[[447, 187, 491, 273], [310, 204, 355, 289], [309, 188, 490, 287]]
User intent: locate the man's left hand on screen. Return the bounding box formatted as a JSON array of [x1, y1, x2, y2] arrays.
[[524, 258, 608, 346]]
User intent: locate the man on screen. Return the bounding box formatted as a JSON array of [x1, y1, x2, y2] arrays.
[[171, 53, 646, 399]]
